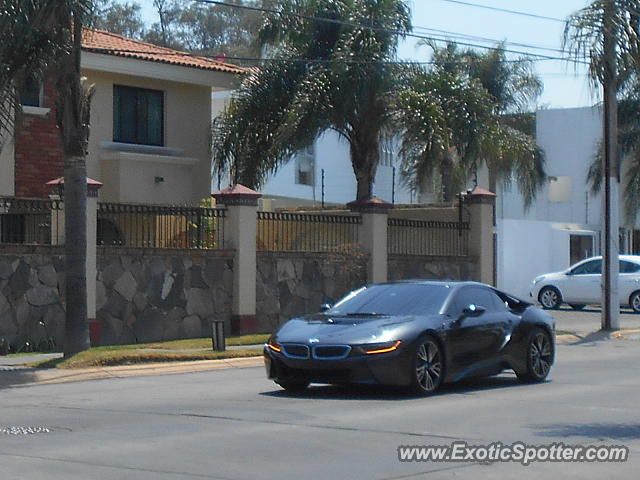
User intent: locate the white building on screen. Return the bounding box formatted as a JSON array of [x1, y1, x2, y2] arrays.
[[212, 92, 414, 207], [494, 105, 638, 299]]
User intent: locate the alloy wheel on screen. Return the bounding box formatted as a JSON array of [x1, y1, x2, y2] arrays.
[[539, 287, 560, 309], [631, 292, 640, 313], [529, 332, 552, 379], [415, 340, 442, 393]]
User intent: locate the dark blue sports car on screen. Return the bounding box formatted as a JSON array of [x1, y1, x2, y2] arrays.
[[264, 280, 555, 395]]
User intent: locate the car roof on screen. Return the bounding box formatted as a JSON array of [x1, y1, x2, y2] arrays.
[[577, 255, 640, 263], [372, 279, 489, 289]]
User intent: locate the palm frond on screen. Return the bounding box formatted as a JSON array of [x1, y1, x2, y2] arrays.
[[563, 0, 640, 88], [624, 149, 640, 224], [0, 0, 94, 135], [213, 0, 412, 198]]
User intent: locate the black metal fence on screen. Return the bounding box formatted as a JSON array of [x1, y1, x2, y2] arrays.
[[388, 218, 469, 256], [257, 211, 361, 252], [0, 197, 63, 245], [97, 202, 226, 249]]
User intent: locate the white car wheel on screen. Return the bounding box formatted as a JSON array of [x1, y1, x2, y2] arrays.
[[630, 291, 640, 314], [539, 286, 562, 310]]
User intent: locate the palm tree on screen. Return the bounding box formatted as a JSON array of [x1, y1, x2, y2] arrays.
[[212, 0, 412, 200], [396, 42, 546, 205], [565, 0, 640, 225], [1, 0, 94, 356], [392, 63, 494, 202]]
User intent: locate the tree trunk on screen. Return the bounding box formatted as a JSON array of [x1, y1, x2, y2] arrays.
[[56, 19, 92, 356], [63, 156, 89, 356], [350, 129, 380, 201], [488, 163, 498, 194], [440, 149, 458, 202]]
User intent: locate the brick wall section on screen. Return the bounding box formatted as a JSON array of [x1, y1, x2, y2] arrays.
[[14, 81, 64, 198]]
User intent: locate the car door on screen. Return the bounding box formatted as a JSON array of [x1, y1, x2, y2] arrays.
[[620, 260, 640, 305], [562, 259, 602, 303], [445, 287, 508, 376]]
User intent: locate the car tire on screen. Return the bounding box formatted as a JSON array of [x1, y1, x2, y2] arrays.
[[517, 328, 554, 383], [538, 286, 562, 310], [629, 291, 640, 314], [276, 380, 310, 392], [569, 304, 585, 310], [409, 335, 444, 395]]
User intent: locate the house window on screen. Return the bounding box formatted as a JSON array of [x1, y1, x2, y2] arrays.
[[20, 76, 43, 107], [548, 176, 572, 202], [295, 145, 315, 185], [113, 85, 164, 146]]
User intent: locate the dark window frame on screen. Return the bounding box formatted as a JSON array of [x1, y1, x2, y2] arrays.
[[571, 259, 602, 275], [113, 85, 165, 146], [20, 76, 43, 107], [620, 260, 640, 273]]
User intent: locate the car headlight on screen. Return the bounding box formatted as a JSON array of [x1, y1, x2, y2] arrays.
[[532, 276, 546, 285], [266, 338, 282, 353], [358, 340, 402, 355]]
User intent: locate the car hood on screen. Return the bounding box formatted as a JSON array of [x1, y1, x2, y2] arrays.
[[273, 313, 440, 345], [533, 270, 567, 283]]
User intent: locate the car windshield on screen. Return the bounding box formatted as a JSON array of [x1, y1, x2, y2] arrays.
[[327, 284, 450, 316]]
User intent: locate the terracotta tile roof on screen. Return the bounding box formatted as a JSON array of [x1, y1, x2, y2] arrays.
[[81, 29, 246, 75]]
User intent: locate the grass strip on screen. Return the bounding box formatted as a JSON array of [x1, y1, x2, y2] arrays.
[[31, 348, 261, 369]]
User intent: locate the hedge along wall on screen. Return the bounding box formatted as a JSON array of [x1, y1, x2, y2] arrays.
[[96, 248, 234, 345], [256, 251, 368, 332], [0, 246, 66, 349], [388, 254, 479, 282]]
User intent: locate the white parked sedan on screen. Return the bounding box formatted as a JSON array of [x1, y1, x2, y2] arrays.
[[530, 255, 640, 312]]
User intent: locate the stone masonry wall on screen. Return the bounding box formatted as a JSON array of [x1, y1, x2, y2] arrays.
[[256, 251, 368, 332], [96, 249, 234, 345], [0, 247, 66, 349], [388, 254, 478, 282], [1, 250, 480, 348], [0, 248, 234, 350]]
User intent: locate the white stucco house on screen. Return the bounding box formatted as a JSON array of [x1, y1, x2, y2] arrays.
[[494, 105, 640, 299]]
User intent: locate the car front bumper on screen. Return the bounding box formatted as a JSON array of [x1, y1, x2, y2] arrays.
[[263, 344, 413, 387]]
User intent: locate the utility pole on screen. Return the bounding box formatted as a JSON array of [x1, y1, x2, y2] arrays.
[[602, 0, 620, 330]]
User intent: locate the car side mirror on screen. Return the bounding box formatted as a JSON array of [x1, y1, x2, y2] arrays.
[[320, 303, 332, 312], [462, 304, 486, 318]]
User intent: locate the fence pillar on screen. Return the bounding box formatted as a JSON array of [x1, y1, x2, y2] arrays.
[[466, 187, 496, 285], [348, 197, 392, 283], [46, 177, 103, 336], [213, 184, 262, 334]]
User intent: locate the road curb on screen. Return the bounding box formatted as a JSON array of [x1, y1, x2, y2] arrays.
[[0, 356, 264, 388]]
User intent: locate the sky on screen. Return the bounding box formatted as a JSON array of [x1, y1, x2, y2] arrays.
[[138, 0, 598, 110]]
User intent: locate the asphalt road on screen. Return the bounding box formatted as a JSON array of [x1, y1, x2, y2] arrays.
[[551, 305, 640, 334], [1, 338, 639, 480]]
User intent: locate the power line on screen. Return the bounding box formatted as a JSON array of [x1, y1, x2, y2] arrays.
[[436, 0, 566, 23], [193, 0, 584, 64], [412, 25, 566, 55], [86, 47, 566, 65]]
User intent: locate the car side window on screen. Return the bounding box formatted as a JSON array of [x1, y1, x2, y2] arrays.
[[572, 259, 602, 275], [450, 287, 496, 315], [620, 260, 640, 273], [488, 290, 508, 311]]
